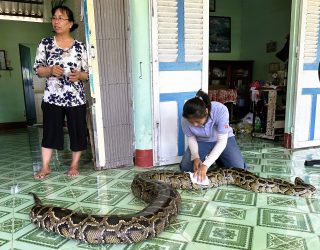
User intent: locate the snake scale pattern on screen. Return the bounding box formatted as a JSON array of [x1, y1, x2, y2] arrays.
[[29, 168, 316, 244]]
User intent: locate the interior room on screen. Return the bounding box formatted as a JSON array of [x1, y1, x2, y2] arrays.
[[208, 0, 291, 140]]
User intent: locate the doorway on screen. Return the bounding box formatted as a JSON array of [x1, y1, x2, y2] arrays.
[[208, 0, 292, 139], [19, 44, 37, 125]]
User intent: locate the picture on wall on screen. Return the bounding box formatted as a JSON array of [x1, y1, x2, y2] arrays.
[[209, 16, 231, 53]]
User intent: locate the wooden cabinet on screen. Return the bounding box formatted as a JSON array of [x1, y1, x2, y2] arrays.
[[209, 60, 253, 90], [208, 60, 254, 119]]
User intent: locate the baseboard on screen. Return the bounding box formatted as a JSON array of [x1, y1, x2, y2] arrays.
[[0, 122, 27, 131], [283, 133, 292, 149]]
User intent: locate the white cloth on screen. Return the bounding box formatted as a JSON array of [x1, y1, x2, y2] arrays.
[[188, 172, 210, 186]]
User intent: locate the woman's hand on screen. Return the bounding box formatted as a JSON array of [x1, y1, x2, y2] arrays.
[[193, 158, 202, 173], [69, 70, 89, 82], [50, 65, 64, 77], [194, 164, 208, 182], [69, 69, 81, 82]]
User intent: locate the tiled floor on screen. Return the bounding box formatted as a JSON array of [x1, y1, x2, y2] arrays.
[[0, 128, 320, 250]]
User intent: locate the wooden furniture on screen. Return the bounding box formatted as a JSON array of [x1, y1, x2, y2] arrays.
[[251, 87, 286, 140], [208, 60, 254, 119], [209, 60, 253, 89], [208, 88, 237, 120]]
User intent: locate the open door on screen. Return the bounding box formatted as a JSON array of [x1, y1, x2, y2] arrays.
[[19, 44, 36, 125], [151, 0, 209, 165], [292, 0, 320, 148], [84, 0, 134, 169]]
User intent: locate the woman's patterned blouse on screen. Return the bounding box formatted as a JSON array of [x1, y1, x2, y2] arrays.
[[33, 36, 88, 107]]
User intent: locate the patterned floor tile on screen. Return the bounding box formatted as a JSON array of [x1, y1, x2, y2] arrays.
[[258, 208, 313, 233], [262, 153, 291, 160], [1, 128, 320, 249], [180, 188, 210, 199], [20, 183, 66, 197], [124, 237, 187, 250], [0, 238, 10, 247], [70, 205, 103, 215], [1, 197, 30, 209], [262, 165, 291, 174], [180, 198, 208, 217], [267, 174, 291, 182], [127, 196, 147, 207], [213, 189, 257, 206], [244, 158, 261, 165], [267, 233, 308, 250], [214, 205, 247, 220], [267, 196, 298, 208], [81, 190, 129, 205], [307, 198, 320, 214], [0, 192, 11, 200], [57, 189, 89, 199], [110, 180, 134, 190], [72, 176, 109, 189], [17, 228, 69, 248], [263, 159, 291, 166], [193, 219, 253, 250], [0, 218, 30, 233], [165, 219, 189, 234]]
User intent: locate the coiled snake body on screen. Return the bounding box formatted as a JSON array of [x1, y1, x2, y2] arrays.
[[29, 168, 316, 244]]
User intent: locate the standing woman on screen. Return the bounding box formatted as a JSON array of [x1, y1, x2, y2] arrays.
[[33, 5, 89, 179], [180, 90, 246, 182]]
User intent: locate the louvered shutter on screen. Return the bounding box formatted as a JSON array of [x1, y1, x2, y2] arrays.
[[157, 0, 178, 62], [185, 0, 203, 62], [292, 0, 320, 148], [304, 0, 320, 68]]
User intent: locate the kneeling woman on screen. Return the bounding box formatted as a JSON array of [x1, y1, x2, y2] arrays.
[[180, 89, 246, 182]]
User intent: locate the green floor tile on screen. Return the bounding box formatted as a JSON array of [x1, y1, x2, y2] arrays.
[[193, 219, 253, 249], [180, 198, 208, 217], [266, 232, 307, 250], [1, 128, 320, 249], [307, 198, 320, 213], [213, 189, 257, 206], [214, 205, 247, 220], [258, 208, 313, 233], [267, 196, 297, 208], [0, 238, 10, 247], [262, 165, 291, 174], [81, 190, 129, 205], [0, 218, 30, 233], [17, 228, 69, 248], [124, 237, 187, 250]]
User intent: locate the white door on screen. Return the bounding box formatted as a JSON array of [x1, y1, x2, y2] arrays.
[[84, 0, 134, 168], [292, 0, 320, 148], [151, 0, 209, 165]]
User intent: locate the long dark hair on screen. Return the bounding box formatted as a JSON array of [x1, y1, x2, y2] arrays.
[[51, 5, 78, 32], [182, 89, 211, 119]]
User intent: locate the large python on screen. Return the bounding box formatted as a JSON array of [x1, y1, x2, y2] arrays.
[[29, 168, 316, 244]]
